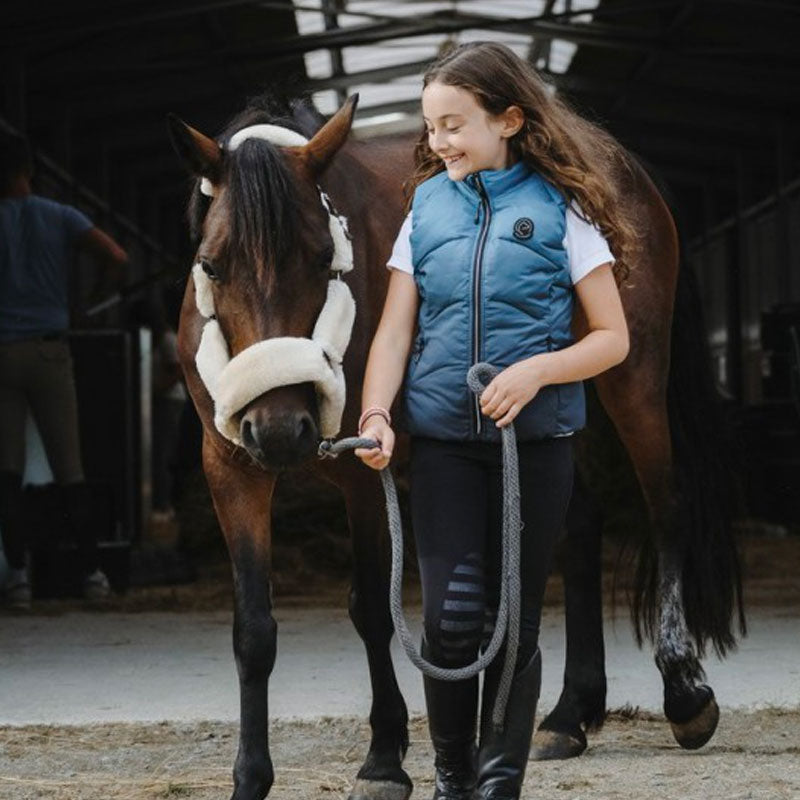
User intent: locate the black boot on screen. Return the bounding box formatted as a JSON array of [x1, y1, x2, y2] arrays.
[[62, 482, 99, 578], [474, 648, 541, 800], [423, 643, 478, 800], [63, 482, 110, 600], [0, 471, 26, 571]]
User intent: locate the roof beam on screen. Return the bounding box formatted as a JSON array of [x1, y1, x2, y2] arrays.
[[217, 9, 796, 62], [38, 49, 796, 116], [7, 1, 290, 48], [7, 0, 681, 49], [304, 57, 432, 93], [527, 0, 557, 67], [32, 13, 660, 74], [33, 11, 799, 88], [322, 0, 348, 106]]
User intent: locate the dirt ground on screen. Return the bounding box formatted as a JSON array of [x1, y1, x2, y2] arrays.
[[2, 534, 798, 799], [1, 708, 799, 800]]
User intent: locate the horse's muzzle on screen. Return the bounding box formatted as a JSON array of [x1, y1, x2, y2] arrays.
[[240, 406, 319, 469]]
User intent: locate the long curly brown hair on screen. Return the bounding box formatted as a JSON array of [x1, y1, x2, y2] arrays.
[[406, 42, 638, 285]]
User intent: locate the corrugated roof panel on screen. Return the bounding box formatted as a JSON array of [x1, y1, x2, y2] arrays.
[[295, 0, 600, 119]]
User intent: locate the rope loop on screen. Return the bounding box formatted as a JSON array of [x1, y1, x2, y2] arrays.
[[321, 363, 521, 730], [466, 362, 500, 395]]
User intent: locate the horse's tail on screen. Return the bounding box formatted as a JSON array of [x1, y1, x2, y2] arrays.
[[632, 232, 747, 658]]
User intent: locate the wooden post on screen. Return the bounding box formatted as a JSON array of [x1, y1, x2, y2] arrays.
[[322, 0, 348, 107], [775, 117, 791, 300], [726, 153, 745, 402]]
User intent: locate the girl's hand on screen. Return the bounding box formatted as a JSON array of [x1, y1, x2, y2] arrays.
[[480, 356, 545, 428], [355, 419, 395, 470]]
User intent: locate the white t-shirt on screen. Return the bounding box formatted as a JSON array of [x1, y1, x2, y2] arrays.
[[386, 205, 613, 283]]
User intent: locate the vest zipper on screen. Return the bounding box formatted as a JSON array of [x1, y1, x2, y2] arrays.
[[471, 175, 491, 436]]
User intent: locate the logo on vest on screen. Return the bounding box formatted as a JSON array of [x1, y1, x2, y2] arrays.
[[513, 217, 534, 240]]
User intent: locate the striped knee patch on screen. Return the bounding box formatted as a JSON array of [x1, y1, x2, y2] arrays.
[[437, 553, 486, 663]]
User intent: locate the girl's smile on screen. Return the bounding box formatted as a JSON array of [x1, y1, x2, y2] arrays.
[[422, 81, 522, 180]]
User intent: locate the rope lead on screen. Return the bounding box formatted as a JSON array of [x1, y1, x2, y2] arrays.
[[318, 363, 522, 730]]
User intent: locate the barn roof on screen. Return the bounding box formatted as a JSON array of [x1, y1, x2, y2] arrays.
[[3, 0, 797, 261]]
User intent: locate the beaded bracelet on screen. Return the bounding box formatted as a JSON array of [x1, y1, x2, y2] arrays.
[[358, 406, 391, 434]]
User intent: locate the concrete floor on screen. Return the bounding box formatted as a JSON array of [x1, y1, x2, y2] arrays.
[[0, 605, 797, 725]]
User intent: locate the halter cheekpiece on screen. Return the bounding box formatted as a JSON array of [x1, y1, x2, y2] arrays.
[[193, 124, 356, 445]]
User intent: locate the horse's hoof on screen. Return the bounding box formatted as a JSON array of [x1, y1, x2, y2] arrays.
[[531, 727, 587, 761], [348, 778, 413, 800], [669, 691, 720, 750]]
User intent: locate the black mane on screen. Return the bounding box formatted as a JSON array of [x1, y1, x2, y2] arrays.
[[226, 136, 296, 277], [187, 95, 325, 278]]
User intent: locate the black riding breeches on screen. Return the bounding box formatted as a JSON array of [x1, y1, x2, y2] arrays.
[[409, 435, 574, 668]]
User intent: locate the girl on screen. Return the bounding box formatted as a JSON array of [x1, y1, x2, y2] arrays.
[[355, 42, 630, 800]]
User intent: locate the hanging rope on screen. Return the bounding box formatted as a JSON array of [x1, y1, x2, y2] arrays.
[[319, 363, 522, 730]]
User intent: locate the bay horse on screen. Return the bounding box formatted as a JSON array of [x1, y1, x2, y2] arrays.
[[167, 93, 743, 800]]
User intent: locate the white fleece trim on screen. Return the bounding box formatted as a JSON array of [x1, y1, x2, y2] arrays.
[[213, 336, 346, 444], [192, 124, 357, 445], [228, 124, 309, 150], [197, 126, 353, 274], [313, 279, 356, 364], [320, 190, 354, 274], [200, 177, 215, 197], [192, 263, 216, 319], [194, 276, 356, 443], [195, 319, 230, 399]]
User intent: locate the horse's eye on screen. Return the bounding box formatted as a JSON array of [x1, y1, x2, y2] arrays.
[[201, 259, 220, 281], [319, 246, 335, 271]]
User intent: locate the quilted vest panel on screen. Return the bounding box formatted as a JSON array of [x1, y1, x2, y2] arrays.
[[404, 160, 585, 442]]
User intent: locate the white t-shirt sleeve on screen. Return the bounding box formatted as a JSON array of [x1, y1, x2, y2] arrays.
[[564, 204, 614, 285], [386, 212, 414, 274], [386, 206, 613, 284]]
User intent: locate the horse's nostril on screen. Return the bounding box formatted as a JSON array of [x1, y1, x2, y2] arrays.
[[296, 413, 315, 446]]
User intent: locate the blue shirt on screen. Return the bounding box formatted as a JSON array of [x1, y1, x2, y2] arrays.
[[0, 195, 93, 341]]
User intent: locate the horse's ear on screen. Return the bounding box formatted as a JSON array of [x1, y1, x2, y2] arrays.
[[166, 114, 222, 183], [301, 94, 359, 176]]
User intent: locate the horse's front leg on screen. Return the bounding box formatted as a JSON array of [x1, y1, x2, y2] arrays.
[[336, 462, 412, 800], [204, 439, 278, 800], [533, 465, 607, 760]]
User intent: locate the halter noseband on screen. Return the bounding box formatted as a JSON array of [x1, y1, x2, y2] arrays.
[[193, 124, 356, 446]]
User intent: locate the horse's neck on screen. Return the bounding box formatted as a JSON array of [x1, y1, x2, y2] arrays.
[[343, 136, 414, 192], [326, 139, 411, 248]]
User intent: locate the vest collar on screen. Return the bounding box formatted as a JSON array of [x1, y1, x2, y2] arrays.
[[454, 159, 532, 202]]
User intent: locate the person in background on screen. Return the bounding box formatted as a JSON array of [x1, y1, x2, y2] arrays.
[[0, 132, 129, 609]]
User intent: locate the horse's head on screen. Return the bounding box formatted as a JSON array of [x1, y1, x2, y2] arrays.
[[168, 97, 358, 470]]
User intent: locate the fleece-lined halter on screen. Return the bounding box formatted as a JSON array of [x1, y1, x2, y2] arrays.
[[193, 124, 356, 446]]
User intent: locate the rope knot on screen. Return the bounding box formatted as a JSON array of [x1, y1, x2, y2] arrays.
[[318, 436, 379, 460], [317, 440, 338, 459], [467, 362, 500, 396]]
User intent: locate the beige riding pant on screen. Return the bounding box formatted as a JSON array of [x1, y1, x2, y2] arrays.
[[0, 337, 84, 483]]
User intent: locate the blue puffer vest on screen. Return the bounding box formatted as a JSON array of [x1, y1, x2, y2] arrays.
[[404, 160, 585, 442]]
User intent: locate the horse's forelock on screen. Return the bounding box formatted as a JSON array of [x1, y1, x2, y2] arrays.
[[186, 99, 322, 263], [226, 138, 298, 280]]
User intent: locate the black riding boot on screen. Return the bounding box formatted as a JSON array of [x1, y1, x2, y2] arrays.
[[474, 648, 542, 800], [0, 471, 26, 570], [423, 643, 478, 800], [62, 482, 100, 578]]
